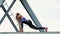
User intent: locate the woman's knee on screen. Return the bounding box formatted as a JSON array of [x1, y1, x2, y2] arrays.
[[27, 20, 32, 24]]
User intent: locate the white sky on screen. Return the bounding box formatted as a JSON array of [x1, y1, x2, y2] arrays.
[[0, 0, 60, 32]]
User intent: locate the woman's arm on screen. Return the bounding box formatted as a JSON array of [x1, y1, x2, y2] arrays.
[[18, 21, 23, 32]]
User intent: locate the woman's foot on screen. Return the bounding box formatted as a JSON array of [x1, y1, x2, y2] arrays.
[[45, 27, 48, 32]]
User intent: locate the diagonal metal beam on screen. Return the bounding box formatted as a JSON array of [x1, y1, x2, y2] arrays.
[[0, 0, 5, 7], [1, 5, 18, 32], [0, 0, 18, 32], [0, 0, 16, 24], [20, 0, 45, 32]]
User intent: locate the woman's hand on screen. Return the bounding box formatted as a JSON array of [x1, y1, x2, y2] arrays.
[[19, 29, 23, 32]]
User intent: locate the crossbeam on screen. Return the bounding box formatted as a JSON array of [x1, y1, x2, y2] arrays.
[[0, 0, 18, 32]]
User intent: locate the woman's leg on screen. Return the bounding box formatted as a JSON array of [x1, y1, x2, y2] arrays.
[[22, 20, 45, 30], [27, 20, 45, 30]]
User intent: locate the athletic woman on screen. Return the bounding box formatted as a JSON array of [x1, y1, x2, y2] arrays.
[[16, 13, 47, 32]]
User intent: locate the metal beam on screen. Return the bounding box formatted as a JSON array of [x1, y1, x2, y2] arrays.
[[20, 0, 45, 32], [0, 0, 5, 7], [0, 0, 18, 32], [0, 0, 15, 24]]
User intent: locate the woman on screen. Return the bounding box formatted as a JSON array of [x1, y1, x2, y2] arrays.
[[16, 13, 47, 32]]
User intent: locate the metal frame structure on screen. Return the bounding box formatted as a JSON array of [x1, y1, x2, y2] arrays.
[[0, 0, 18, 32], [0, 0, 46, 32]]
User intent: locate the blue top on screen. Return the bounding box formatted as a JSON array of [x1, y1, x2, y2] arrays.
[[21, 17, 27, 21]]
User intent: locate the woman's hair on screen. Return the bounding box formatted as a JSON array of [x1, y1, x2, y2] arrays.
[[16, 13, 19, 19], [16, 13, 23, 20]]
